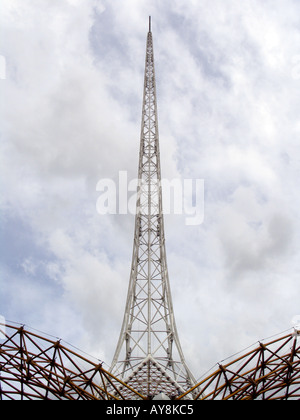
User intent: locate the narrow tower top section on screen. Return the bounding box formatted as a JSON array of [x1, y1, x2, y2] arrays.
[[149, 16, 152, 33]]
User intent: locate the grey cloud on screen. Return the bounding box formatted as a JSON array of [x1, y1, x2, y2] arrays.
[[1, 0, 300, 379]]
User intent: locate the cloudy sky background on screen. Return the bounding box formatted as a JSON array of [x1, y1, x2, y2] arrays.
[[1, 0, 300, 379]]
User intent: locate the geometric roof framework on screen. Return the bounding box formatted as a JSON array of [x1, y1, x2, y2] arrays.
[[1, 322, 299, 400], [109, 18, 197, 399], [0, 323, 146, 400], [178, 329, 300, 400]]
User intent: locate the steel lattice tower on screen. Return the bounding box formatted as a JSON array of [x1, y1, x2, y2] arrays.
[[1, 18, 300, 402], [109, 18, 196, 399]]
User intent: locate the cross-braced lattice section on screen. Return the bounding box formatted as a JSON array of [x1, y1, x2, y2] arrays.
[[1, 322, 299, 400], [178, 330, 300, 400], [0, 323, 146, 400], [109, 20, 196, 399], [109, 355, 194, 399]]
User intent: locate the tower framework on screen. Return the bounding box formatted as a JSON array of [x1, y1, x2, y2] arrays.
[[109, 18, 196, 398], [1, 19, 300, 402]]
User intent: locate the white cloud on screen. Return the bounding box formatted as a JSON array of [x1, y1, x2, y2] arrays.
[[1, 0, 300, 382]]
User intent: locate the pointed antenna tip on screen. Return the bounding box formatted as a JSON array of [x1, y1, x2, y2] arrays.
[[149, 16, 152, 32]]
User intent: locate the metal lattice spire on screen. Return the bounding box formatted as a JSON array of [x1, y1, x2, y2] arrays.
[[110, 17, 196, 399], [1, 18, 299, 403]]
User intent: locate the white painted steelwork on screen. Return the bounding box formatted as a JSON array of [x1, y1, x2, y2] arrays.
[[110, 18, 196, 399]]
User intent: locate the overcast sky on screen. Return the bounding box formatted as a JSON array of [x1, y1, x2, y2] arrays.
[[1, 0, 300, 379]]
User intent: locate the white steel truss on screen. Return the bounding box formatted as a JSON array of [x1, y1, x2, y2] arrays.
[[110, 18, 196, 399]]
